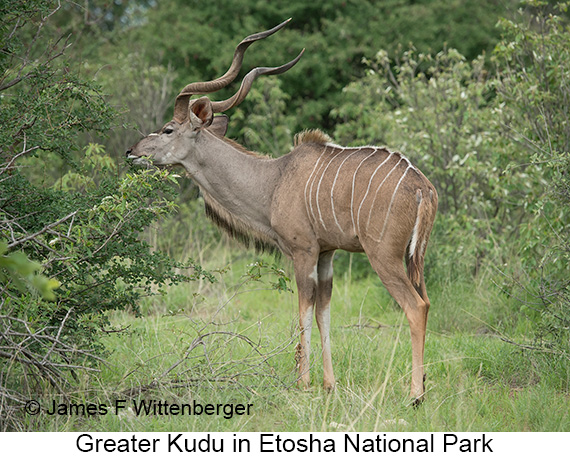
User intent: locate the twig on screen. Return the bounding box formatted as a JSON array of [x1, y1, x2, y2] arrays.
[[0, 143, 40, 175], [499, 336, 570, 359], [41, 307, 73, 364], [0, 3, 67, 93], [7, 211, 77, 249], [341, 322, 390, 330]]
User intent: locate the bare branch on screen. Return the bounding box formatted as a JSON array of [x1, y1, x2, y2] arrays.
[[0, 141, 40, 176], [7, 211, 77, 250]]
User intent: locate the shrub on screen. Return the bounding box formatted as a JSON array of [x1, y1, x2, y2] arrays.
[[0, 2, 210, 430]]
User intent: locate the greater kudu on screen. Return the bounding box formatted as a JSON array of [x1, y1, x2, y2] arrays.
[[127, 19, 438, 403]]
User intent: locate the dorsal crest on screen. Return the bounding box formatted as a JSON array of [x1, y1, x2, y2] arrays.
[[294, 129, 333, 146]]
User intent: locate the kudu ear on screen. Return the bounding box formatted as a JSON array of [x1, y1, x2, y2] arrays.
[[189, 97, 214, 130], [207, 115, 229, 137]]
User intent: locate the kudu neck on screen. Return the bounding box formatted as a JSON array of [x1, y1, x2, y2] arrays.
[[185, 130, 281, 228]]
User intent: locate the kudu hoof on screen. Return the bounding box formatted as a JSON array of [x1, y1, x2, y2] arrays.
[[410, 395, 425, 408], [323, 382, 336, 393]]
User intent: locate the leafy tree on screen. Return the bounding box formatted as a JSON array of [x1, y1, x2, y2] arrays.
[[493, 0, 570, 357], [111, 0, 517, 135]]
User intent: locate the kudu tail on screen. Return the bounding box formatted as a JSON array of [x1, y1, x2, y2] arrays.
[[407, 188, 437, 298]]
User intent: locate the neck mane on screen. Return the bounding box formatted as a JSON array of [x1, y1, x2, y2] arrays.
[[202, 191, 280, 254]]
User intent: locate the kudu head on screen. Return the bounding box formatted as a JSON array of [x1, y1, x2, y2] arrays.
[[126, 19, 303, 168]]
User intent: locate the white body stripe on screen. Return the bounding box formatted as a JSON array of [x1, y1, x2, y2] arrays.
[[315, 149, 345, 230], [374, 166, 411, 242], [356, 152, 394, 233], [365, 158, 404, 230], [304, 147, 329, 224], [350, 150, 377, 232], [329, 149, 361, 233]]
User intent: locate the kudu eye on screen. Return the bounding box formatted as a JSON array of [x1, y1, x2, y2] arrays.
[[163, 126, 174, 135]]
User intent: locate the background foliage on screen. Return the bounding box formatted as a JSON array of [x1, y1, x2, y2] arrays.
[[1, 0, 569, 431]]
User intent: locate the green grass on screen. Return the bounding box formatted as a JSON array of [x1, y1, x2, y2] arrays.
[[23, 247, 570, 432]]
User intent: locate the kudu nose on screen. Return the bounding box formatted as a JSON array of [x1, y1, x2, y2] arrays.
[[125, 148, 132, 158]]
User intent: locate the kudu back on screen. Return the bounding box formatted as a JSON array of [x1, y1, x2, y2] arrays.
[[127, 19, 438, 403]]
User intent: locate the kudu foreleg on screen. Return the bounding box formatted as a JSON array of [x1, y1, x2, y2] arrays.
[[293, 251, 319, 389], [293, 249, 336, 391]]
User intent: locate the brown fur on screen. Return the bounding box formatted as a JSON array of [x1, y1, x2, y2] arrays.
[[219, 137, 269, 159]]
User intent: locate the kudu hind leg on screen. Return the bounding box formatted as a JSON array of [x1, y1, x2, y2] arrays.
[[315, 251, 335, 391], [407, 258, 431, 396], [369, 255, 429, 402]]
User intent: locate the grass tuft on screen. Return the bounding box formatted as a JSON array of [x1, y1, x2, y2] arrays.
[[21, 246, 570, 431]]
